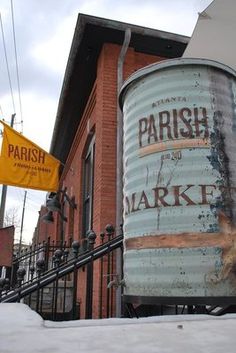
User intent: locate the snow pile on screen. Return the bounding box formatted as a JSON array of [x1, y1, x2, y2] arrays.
[[1, 303, 236, 353]]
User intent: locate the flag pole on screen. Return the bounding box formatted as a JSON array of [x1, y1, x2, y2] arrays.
[[19, 190, 27, 253], [0, 114, 16, 228]]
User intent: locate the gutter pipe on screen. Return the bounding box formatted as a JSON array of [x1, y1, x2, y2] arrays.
[[116, 28, 131, 317]]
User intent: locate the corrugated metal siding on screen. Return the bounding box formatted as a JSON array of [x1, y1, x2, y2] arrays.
[[120, 58, 236, 298]]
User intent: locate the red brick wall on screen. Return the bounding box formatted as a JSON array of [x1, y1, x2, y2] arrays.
[[52, 43, 167, 318], [0, 226, 14, 267]]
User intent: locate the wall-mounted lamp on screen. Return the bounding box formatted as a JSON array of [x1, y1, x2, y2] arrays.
[[42, 188, 77, 243], [47, 189, 77, 211], [46, 194, 62, 212], [41, 210, 54, 224], [46, 194, 67, 222], [42, 188, 76, 224]]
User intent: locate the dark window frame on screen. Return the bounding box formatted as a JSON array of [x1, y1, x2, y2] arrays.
[[82, 135, 95, 237]]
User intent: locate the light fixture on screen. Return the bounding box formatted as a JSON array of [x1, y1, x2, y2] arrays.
[[42, 188, 76, 225], [46, 194, 61, 212], [47, 189, 77, 211], [41, 211, 54, 224]]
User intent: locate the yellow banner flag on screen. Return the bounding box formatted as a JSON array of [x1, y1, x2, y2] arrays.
[[0, 120, 60, 192]]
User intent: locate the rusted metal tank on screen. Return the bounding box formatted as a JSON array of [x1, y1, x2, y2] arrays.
[[119, 58, 236, 304]]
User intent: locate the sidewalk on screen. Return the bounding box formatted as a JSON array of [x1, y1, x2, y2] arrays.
[[1, 303, 236, 353]]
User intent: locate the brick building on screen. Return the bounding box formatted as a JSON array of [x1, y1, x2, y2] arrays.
[[36, 14, 188, 318]]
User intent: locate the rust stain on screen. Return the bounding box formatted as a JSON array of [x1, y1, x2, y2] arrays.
[[139, 138, 210, 157], [125, 211, 236, 282]]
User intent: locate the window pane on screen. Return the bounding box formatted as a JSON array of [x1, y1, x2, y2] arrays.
[[82, 137, 95, 236]]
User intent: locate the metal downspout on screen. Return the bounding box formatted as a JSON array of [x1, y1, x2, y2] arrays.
[[116, 28, 131, 317]]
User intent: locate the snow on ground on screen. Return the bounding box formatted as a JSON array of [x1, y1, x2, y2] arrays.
[[1, 303, 236, 353]]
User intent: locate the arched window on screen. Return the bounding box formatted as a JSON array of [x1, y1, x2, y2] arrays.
[[82, 135, 95, 236]]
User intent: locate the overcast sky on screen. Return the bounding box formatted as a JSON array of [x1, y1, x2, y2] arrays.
[[0, 0, 213, 244]]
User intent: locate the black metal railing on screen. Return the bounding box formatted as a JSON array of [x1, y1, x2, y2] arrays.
[[10, 237, 72, 287], [0, 225, 123, 321]]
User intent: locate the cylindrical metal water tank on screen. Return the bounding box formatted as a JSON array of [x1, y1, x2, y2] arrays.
[[119, 58, 236, 304]]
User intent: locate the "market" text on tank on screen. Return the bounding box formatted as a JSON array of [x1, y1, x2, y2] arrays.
[[124, 184, 229, 215]]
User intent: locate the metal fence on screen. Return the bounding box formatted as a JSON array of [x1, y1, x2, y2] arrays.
[[0, 225, 124, 321], [10, 237, 73, 288]]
